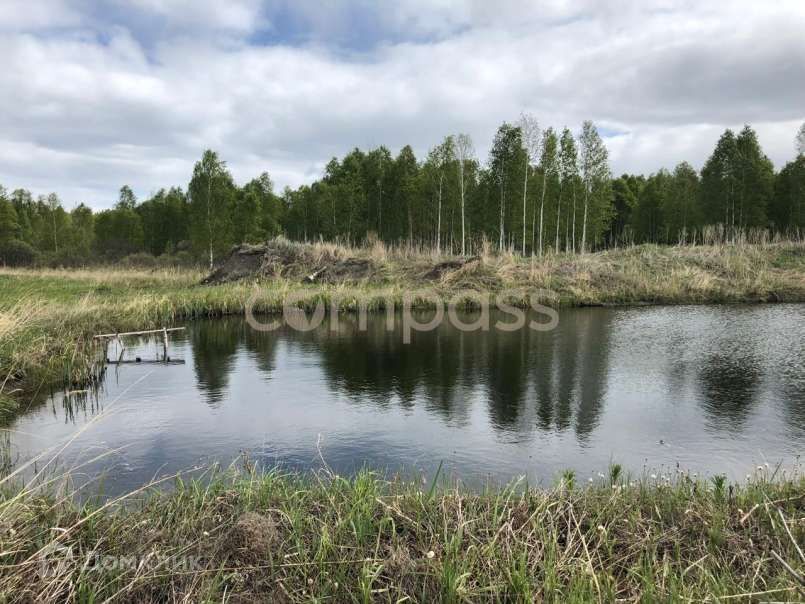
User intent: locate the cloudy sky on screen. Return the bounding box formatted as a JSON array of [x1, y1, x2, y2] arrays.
[[1, 0, 804, 210]]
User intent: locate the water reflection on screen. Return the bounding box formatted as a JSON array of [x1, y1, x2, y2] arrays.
[[182, 306, 802, 443], [6, 304, 804, 495], [698, 352, 761, 429], [236, 310, 614, 440], [192, 320, 240, 406]]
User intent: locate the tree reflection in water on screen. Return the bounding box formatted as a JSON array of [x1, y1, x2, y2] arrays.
[[189, 308, 616, 441]]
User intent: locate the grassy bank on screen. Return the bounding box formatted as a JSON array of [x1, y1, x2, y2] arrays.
[[0, 466, 803, 602], [1, 240, 804, 413]]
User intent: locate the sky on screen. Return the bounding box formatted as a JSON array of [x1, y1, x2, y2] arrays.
[[1, 0, 804, 210]]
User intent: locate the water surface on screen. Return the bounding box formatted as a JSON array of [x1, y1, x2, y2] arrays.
[[6, 304, 805, 495]]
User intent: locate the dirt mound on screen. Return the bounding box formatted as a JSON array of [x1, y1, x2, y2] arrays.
[[203, 238, 484, 286], [302, 257, 375, 283], [201, 244, 268, 284], [226, 511, 279, 564], [202, 239, 377, 285], [422, 256, 480, 280]]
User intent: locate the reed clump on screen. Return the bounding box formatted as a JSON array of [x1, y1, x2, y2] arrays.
[[0, 465, 802, 602]]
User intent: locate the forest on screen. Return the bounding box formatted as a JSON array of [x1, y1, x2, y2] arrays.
[[1, 119, 803, 269]]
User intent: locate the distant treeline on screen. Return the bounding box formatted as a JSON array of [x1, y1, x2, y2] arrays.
[[1, 120, 803, 268]]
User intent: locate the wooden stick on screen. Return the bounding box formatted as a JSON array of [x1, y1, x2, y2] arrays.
[[106, 359, 185, 365], [778, 508, 805, 564], [93, 327, 185, 339], [770, 550, 805, 587]]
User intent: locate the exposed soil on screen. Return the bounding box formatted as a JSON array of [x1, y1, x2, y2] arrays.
[[201, 244, 267, 284], [202, 240, 323, 285], [301, 257, 375, 284], [202, 239, 475, 286], [422, 256, 480, 280]]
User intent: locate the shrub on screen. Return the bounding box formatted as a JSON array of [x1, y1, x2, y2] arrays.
[[0, 239, 38, 266], [119, 252, 158, 268], [172, 250, 198, 267], [42, 250, 87, 268]]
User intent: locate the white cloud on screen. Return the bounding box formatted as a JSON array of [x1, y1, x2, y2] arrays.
[[120, 0, 266, 33], [0, 0, 804, 208], [0, 0, 80, 31]]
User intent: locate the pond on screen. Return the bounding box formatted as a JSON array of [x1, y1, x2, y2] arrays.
[[5, 304, 805, 496]]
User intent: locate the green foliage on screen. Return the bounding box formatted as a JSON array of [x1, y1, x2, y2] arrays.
[[665, 161, 702, 242], [534, 127, 559, 253], [93, 188, 144, 260], [735, 125, 774, 228], [771, 155, 805, 231], [710, 474, 728, 502], [189, 149, 236, 268], [1, 122, 803, 267], [424, 136, 455, 252], [609, 173, 641, 243], [632, 169, 670, 242], [700, 126, 774, 235], [0, 239, 37, 266], [701, 129, 739, 226], [557, 127, 581, 252], [137, 187, 189, 256], [70, 204, 95, 257], [392, 145, 420, 243], [578, 121, 614, 252], [488, 122, 526, 249], [0, 190, 20, 243]]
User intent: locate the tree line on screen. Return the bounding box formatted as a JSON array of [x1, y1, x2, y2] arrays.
[[1, 120, 803, 268]]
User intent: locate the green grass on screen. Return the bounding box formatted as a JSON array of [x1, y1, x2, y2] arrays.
[[0, 465, 802, 602]]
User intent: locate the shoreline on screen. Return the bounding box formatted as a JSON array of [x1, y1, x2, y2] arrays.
[[1, 240, 804, 415]]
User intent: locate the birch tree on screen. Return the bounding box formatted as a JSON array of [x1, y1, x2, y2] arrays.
[[427, 136, 454, 254], [489, 124, 522, 250], [45, 193, 61, 253], [189, 150, 234, 269], [578, 121, 610, 254], [536, 128, 558, 255], [797, 122, 805, 157], [518, 113, 541, 255], [558, 128, 578, 252], [454, 134, 474, 256]]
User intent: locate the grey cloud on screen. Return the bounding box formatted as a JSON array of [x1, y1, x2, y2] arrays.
[[557, 16, 805, 126], [1, 0, 804, 209]]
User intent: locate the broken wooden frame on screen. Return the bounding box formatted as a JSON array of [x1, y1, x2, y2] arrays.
[[94, 327, 187, 364]]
